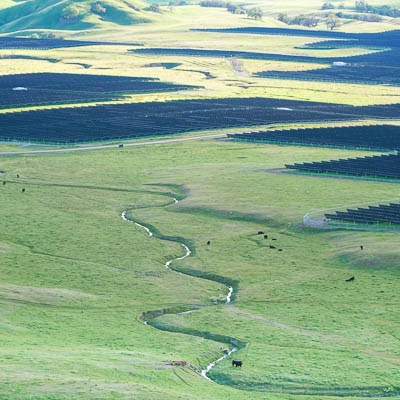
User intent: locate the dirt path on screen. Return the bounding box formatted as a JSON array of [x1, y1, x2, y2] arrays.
[[0, 133, 227, 156], [228, 58, 250, 78]]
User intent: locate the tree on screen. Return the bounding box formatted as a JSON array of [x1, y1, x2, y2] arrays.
[[290, 14, 307, 25], [321, 2, 335, 10], [43, 32, 57, 39], [168, 0, 179, 12], [149, 3, 161, 12], [227, 4, 245, 14], [277, 12, 289, 23], [326, 13, 339, 30], [91, 2, 107, 15], [289, 14, 319, 27], [247, 7, 263, 20], [303, 16, 320, 27], [199, 1, 227, 7], [355, 0, 369, 12], [61, 5, 81, 21]]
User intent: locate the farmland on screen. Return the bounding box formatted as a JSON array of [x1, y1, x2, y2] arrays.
[[0, 0, 400, 399]]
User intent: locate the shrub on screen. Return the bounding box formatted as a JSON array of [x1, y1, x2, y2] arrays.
[[148, 3, 161, 12], [199, 0, 228, 7], [277, 12, 290, 23], [321, 2, 335, 10], [326, 13, 340, 30], [91, 2, 107, 15], [227, 4, 245, 14], [61, 5, 82, 21], [247, 7, 263, 20]]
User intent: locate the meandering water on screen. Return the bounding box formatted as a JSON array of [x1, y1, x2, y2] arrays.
[[120, 198, 399, 397], [121, 211, 153, 237], [121, 201, 237, 382], [200, 346, 237, 382]]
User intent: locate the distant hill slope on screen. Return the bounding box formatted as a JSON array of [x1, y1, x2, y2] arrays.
[[0, 0, 150, 33]]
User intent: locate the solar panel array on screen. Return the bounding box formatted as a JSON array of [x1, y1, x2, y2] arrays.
[[229, 125, 400, 151], [286, 153, 400, 179], [0, 73, 196, 108], [325, 203, 400, 225], [1, 98, 400, 143]]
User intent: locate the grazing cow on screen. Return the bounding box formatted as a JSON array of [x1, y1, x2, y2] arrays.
[[16, 174, 19, 178], [21, 188, 25, 193], [257, 231, 264, 235], [264, 234, 268, 239], [278, 248, 283, 251], [272, 238, 277, 241], [207, 240, 211, 245], [119, 144, 124, 148], [2, 181, 5, 185], [232, 360, 242, 368], [360, 245, 363, 250], [346, 276, 355, 282], [269, 245, 276, 249]]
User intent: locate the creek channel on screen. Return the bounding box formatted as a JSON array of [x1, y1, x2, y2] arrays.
[[121, 199, 244, 382]]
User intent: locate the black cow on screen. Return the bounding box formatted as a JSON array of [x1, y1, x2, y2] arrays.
[[346, 276, 355, 282], [269, 245, 276, 249], [264, 234, 268, 239], [360, 245, 363, 250], [207, 240, 211, 245], [257, 231, 264, 235], [232, 360, 242, 368], [2, 181, 5, 185], [21, 188, 25, 193], [118, 144, 124, 148]]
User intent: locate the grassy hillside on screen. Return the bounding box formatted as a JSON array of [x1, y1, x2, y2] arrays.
[[1, 0, 399, 37], [0, 1, 399, 398], [0, 0, 150, 33], [0, 140, 399, 399]]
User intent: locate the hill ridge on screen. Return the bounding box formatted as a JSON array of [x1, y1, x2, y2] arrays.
[[0, 0, 150, 34]]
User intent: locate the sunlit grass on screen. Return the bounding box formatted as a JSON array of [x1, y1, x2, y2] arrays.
[[1, 139, 399, 398], [0, 2, 399, 397]]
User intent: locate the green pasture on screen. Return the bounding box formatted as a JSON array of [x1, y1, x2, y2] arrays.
[[0, 1, 399, 398], [0, 139, 399, 399]]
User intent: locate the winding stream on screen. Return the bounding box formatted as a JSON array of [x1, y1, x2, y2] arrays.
[[121, 211, 153, 237], [200, 346, 237, 382], [121, 200, 238, 382], [165, 242, 191, 269], [120, 198, 399, 397]]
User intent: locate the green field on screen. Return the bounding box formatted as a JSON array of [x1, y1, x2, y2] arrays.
[[0, 0, 400, 398], [1, 140, 399, 399]]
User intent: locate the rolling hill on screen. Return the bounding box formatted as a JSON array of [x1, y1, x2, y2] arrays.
[[0, 0, 151, 34]]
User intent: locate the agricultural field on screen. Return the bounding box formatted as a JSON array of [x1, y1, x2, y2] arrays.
[[0, 0, 400, 399]]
